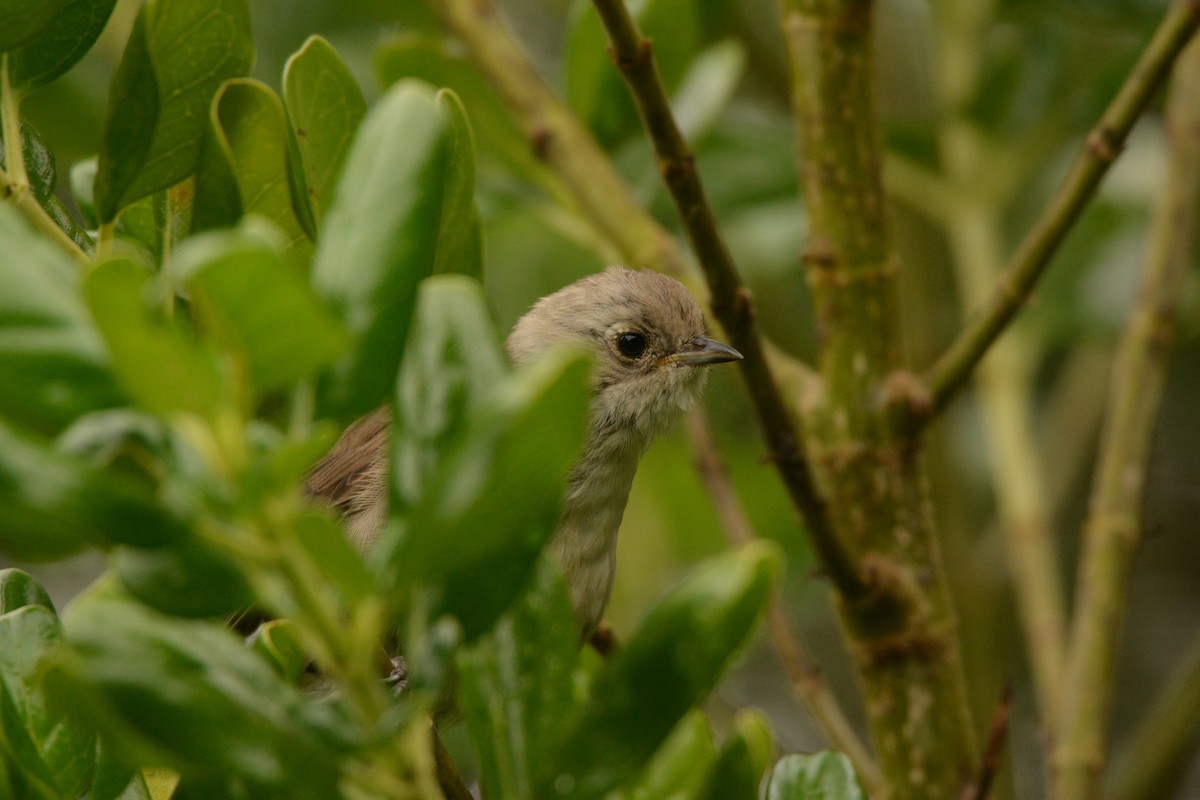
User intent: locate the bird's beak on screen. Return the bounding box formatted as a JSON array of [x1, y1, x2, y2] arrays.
[[663, 337, 743, 366]]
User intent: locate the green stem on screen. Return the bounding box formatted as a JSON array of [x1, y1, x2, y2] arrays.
[[923, 0, 1200, 421], [1054, 34, 1200, 800], [1, 55, 28, 190]]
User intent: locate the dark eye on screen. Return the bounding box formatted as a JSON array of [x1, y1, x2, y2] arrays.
[[617, 332, 647, 358]]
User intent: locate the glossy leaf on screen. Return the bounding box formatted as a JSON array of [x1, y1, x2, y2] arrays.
[[282, 35, 367, 234], [49, 594, 348, 798], [0, 206, 117, 435], [6, 0, 117, 93], [84, 258, 222, 418], [379, 347, 591, 640], [94, 0, 253, 222], [0, 0, 65, 52], [0, 121, 95, 254], [193, 79, 313, 262], [696, 710, 774, 800], [391, 276, 506, 514], [0, 569, 54, 615], [565, 0, 699, 147], [457, 560, 581, 800], [178, 228, 348, 394], [541, 543, 780, 799], [0, 604, 95, 798], [311, 80, 451, 421], [767, 752, 866, 800]]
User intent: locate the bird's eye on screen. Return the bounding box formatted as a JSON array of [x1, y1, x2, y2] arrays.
[[617, 332, 647, 359]]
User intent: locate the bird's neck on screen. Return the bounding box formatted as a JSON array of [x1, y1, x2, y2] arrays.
[[548, 423, 651, 637]]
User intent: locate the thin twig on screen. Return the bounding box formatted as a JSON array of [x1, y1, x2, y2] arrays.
[[962, 683, 1014, 800], [1054, 34, 1200, 800], [683, 409, 884, 797], [922, 0, 1200, 421], [585, 0, 867, 601], [433, 0, 869, 604]]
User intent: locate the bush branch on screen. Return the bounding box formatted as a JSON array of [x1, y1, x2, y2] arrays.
[[1054, 34, 1200, 800], [923, 0, 1200, 420]]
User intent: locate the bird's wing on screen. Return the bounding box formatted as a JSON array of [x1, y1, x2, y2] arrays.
[[305, 406, 390, 515]]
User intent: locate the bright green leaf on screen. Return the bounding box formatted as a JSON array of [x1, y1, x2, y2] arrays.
[[431, 89, 482, 279], [0, 569, 54, 615], [178, 227, 348, 394], [282, 35, 367, 234], [629, 711, 717, 800], [84, 258, 223, 418], [312, 80, 451, 421], [0, 206, 116, 436], [457, 559, 582, 800], [48, 595, 348, 798], [193, 79, 313, 263], [94, 0, 253, 222], [767, 752, 866, 800], [541, 542, 780, 799], [391, 276, 506, 515], [7, 0, 118, 93], [292, 511, 375, 610], [251, 620, 309, 684]]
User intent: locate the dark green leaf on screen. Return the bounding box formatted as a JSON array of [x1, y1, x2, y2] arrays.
[[0, 604, 96, 798], [193, 79, 313, 263], [48, 594, 347, 798], [89, 740, 152, 800], [767, 752, 865, 800], [0, 569, 54, 615], [0, 121, 96, 253], [457, 560, 581, 800], [391, 276, 506, 514], [696, 711, 773, 800], [629, 711, 716, 800], [7, 0, 118, 93], [0, 0, 65, 52], [178, 227, 348, 394], [111, 539, 254, 618], [282, 35, 367, 234], [379, 347, 591, 640], [94, 0, 254, 222], [312, 80, 452, 421], [0, 205, 118, 436], [541, 543, 779, 799], [83, 257, 223, 418]]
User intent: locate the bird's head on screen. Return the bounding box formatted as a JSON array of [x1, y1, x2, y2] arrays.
[[506, 267, 742, 440]]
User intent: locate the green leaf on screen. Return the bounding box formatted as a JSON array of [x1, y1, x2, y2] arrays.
[[70, 157, 98, 228], [193, 79, 313, 263], [111, 539, 254, 618], [94, 0, 254, 222], [0, 604, 96, 798], [457, 560, 582, 800], [391, 276, 506, 515], [0, 0, 66, 52], [431, 89, 482, 279], [0, 569, 54, 615], [379, 346, 591, 640], [89, 740, 152, 800], [312, 80, 452, 421], [7, 0, 118, 93], [696, 710, 774, 800], [282, 35, 366, 235], [565, 0, 699, 147], [0, 121, 95, 254], [767, 752, 865, 800], [0, 205, 117, 436], [292, 511, 375, 611], [178, 227, 348, 395], [540, 543, 780, 799], [48, 594, 348, 798], [251, 620, 308, 684], [83, 258, 223, 418], [629, 711, 717, 800]]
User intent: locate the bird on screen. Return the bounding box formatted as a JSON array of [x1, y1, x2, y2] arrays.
[[306, 266, 742, 638]]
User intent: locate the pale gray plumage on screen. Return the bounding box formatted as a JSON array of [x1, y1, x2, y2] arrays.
[[306, 266, 741, 637]]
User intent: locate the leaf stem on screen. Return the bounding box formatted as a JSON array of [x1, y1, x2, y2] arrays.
[[1, 55, 29, 190], [1054, 34, 1200, 800], [922, 0, 1200, 420]]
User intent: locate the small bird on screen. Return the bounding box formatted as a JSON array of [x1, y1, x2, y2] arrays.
[[307, 266, 741, 637]]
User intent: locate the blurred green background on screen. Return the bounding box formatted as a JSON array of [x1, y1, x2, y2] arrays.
[[8, 0, 1200, 796]]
